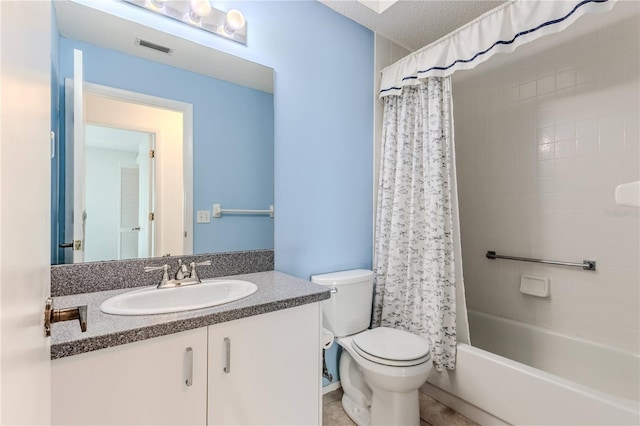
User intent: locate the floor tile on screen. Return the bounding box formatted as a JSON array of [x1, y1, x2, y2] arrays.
[[323, 389, 344, 406], [419, 392, 478, 426], [323, 399, 356, 426], [321, 389, 478, 426]]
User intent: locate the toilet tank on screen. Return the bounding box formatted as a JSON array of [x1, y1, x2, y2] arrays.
[[311, 269, 374, 338]]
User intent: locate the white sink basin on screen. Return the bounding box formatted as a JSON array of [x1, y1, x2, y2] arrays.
[[100, 279, 258, 316]]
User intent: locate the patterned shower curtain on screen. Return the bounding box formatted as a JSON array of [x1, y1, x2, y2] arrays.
[[372, 77, 458, 371]]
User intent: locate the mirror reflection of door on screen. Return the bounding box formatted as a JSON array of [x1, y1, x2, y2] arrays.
[[84, 125, 155, 262], [62, 82, 188, 264]]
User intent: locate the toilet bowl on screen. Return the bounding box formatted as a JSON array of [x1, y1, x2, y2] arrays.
[[311, 270, 432, 426], [337, 329, 432, 426]]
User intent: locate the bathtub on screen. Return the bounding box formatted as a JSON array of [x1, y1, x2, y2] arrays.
[[421, 310, 640, 425]]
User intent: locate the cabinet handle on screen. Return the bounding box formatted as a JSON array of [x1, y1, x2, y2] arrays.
[[185, 347, 193, 387], [224, 337, 231, 374]]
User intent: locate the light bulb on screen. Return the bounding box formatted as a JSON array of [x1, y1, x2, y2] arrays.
[[145, 0, 166, 12], [190, 0, 211, 18], [223, 9, 245, 34]]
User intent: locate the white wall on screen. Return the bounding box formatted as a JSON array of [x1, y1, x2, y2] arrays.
[[453, 2, 639, 354]]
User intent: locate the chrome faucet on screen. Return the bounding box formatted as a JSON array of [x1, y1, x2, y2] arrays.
[[145, 260, 212, 289], [175, 259, 189, 280]]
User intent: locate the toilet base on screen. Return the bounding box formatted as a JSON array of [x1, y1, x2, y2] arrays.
[[369, 387, 421, 426], [341, 385, 422, 426], [361, 355, 426, 426], [337, 335, 431, 426], [341, 393, 370, 426]]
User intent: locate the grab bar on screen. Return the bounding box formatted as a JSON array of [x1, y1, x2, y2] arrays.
[[213, 203, 274, 218], [486, 251, 596, 271]]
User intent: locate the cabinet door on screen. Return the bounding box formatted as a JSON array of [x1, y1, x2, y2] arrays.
[[208, 303, 321, 425], [52, 328, 207, 425]]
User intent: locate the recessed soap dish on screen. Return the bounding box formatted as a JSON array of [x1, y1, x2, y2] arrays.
[[615, 181, 640, 207], [520, 275, 550, 297]]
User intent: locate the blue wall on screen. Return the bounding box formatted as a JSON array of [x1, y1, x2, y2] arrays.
[[57, 37, 274, 255], [68, 0, 374, 386], [229, 2, 374, 385]]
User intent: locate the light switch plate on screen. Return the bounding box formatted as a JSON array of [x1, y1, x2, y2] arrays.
[[196, 210, 211, 223]]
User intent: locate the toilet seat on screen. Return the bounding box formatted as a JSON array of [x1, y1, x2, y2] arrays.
[[351, 327, 431, 367]]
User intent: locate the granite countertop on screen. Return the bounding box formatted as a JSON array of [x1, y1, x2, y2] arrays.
[[51, 271, 330, 359]]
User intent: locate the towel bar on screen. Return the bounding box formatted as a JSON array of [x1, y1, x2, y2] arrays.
[[213, 203, 274, 218], [486, 251, 596, 271]]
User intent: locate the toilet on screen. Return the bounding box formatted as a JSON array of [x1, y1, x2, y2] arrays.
[[312, 269, 432, 426]]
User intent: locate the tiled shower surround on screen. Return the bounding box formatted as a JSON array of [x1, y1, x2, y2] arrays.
[[453, 11, 639, 354]]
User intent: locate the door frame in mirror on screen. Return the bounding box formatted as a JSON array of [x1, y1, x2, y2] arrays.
[[62, 81, 193, 262]]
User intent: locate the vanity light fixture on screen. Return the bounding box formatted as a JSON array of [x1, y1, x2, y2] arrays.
[[219, 9, 245, 36], [125, 0, 247, 45]]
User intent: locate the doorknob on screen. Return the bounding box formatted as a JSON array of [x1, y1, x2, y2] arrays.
[[44, 298, 87, 337], [59, 241, 82, 250], [131, 227, 141, 231]]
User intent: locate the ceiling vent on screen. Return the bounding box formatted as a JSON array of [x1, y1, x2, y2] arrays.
[[135, 38, 173, 54]]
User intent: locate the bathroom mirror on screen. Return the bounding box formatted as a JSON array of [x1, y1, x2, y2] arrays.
[[52, 0, 274, 264]]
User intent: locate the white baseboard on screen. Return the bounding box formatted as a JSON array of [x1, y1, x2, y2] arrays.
[[420, 383, 508, 426], [322, 381, 342, 394]]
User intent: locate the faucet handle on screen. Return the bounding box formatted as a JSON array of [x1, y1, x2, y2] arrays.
[[144, 264, 169, 273], [189, 260, 211, 283], [144, 264, 169, 287]]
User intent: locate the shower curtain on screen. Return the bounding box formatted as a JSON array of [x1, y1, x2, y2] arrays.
[[372, 0, 617, 374], [372, 77, 458, 371]]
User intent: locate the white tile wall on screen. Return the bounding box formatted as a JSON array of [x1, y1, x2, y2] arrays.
[[453, 8, 639, 354]]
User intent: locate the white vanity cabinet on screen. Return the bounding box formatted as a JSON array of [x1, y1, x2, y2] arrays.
[[51, 327, 208, 426], [51, 303, 322, 426], [207, 303, 321, 425]]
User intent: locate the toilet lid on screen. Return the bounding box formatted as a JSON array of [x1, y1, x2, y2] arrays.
[[351, 327, 430, 367]]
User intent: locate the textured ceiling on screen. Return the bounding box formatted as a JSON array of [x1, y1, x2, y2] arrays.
[[319, 0, 507, 51]]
